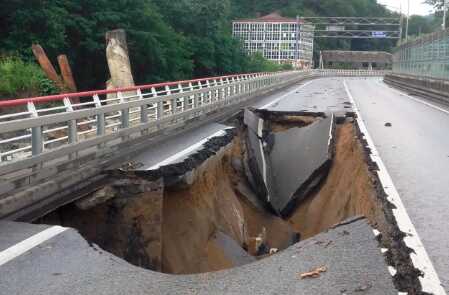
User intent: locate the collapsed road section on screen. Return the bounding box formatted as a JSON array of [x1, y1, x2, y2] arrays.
[[243, 108, 334, 217], [32, 106, 428, 294]]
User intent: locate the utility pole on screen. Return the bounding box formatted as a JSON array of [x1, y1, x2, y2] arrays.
[[443, 0, 448, 30], [405, 0, 410, 41], [296, 15, 300, 68], [399, 3, 403, 42]]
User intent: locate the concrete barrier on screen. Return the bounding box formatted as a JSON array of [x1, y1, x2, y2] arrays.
[[384, 73, 449, 106]]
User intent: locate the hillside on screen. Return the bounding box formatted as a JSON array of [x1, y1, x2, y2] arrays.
[[0, 0, 402, 91]]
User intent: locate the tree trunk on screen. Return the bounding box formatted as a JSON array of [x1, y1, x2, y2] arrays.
[[57, 55, 80, 104], [31, 44, 64, 91], [105, 29, 135, 90]]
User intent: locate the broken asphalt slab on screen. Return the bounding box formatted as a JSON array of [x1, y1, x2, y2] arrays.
[[0, 218, 397, 295], [243, 109, 335, 216], [266, 114, 335, 217]]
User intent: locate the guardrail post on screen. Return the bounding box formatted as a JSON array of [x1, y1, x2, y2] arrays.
[[205, 80, 211, 104], [138, 89, 148, 124], [224, 78, 230, 103], [93, 94, 105, 136], [230, 77, 235, 97], [152, 87, 162, 121], [63, 97, 78, 160], [187, 82, 194, 109], [118, 92, 130, 129], [27, 102, 43, 156], [235, 77, 241, 96], [178, 83, 185, 112], [198, 82, 204, 107]]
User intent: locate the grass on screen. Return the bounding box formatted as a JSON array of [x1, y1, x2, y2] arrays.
[[0, 57, 57, 99]]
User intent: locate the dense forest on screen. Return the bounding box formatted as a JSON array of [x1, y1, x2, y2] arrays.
[[0, 0, 444, 98]]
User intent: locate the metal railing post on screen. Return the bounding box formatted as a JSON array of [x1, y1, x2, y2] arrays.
[[93, 94, 105, 136], [152, 87, 162, 120], [63, 97, 78, 161], [178, 83, 184, 112], [212, 79, 219, 102], [63, 98, 78, 144], [118, 92, 130, 129], [138, 89, 148, 124], [165, 85, 175, 116], [27, 102, 43, 156]]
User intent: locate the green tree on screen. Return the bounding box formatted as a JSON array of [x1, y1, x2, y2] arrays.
[[0, 0, 193, 90]]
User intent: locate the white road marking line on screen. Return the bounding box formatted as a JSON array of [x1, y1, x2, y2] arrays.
[[328, 113, 334, 147], [259, 80, 315, 109], [377, 80, 449, 115], [0, 226, 68, 266], [344, 80, 446, 295], [259, 139, 269, 202], [146, 129, 229, 170]]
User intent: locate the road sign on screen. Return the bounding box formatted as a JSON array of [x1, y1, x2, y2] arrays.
[[326, 25, 345, 31], [372, 31, 387, 38]]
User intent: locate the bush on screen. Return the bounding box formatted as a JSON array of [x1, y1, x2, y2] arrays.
[[245, 52, 284, 73], [0, 57, 57, 99]]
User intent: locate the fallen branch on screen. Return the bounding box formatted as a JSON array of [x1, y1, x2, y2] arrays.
[[299, 266, 328, 279]]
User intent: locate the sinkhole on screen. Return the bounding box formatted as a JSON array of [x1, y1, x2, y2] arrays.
[[36, 110, 388, 275]]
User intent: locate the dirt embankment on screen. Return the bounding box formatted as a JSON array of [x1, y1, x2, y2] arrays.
[[162, 136, 297, 274], [288, 122, 385, 239]]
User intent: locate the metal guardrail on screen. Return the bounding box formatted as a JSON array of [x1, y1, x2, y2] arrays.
[[0, 69, 388, 167], [0, 71, 305, 168], [0, 69, 387, 166]]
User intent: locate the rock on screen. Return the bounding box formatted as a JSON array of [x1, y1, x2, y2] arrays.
[[76, 186, 117, 210]]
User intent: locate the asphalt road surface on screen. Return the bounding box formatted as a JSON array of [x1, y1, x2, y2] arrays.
[[259, 76, 449, 291], [0, 218, 395, 295], [1, 76, 448, 294], [345, 78, 449, 291]]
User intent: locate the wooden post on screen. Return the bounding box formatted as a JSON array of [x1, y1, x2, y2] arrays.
[[31, 44, 64, 91], [105, 29, 135, 89], [57, 55, 80, 104], [57, 55, 77, 92]]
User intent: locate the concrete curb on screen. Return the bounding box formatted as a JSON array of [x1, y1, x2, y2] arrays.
[[384, 73, 449, 106]]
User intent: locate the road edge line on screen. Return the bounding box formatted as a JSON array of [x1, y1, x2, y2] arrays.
[[344, 80, 446, 295], [377, 80, 449, 115]]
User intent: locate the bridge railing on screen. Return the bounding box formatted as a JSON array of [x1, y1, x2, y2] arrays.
[[0, 69, 391, 219], [0, 71, 304, 166], [0, 69, 388, 166]]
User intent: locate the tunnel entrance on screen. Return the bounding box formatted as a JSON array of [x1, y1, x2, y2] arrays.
[[36, 112, 386, 275]]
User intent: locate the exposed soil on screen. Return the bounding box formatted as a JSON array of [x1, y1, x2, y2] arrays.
[[161, 135, 297, 274], [36, 116, 387, 276], [269, 115, 318, 133], [288, 123, 385, 239]]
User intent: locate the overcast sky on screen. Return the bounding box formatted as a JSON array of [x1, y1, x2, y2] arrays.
[[377, 0, 434, 15]]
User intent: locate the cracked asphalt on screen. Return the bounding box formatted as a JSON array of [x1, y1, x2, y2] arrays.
[[0, 218, 395, 295], [3, 76, 446, 294]]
